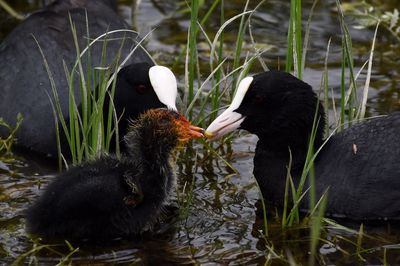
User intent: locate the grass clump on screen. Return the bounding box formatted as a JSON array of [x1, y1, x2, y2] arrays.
[[12, 240, 78, 266], [181, 0, 268, 129], [342, 2, 400, 42], [37, 14, 153, 168]]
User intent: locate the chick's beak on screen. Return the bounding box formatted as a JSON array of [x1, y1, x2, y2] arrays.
[[188, 125, 204, 139], [174, 114, 204, 141]]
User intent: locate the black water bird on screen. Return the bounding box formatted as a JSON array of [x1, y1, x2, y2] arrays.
[[205, 70, 400, 220], [0, 0, 173, 156], [26, 108, 204, 240]]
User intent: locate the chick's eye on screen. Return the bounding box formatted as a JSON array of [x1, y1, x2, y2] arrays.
[[159, 117, 171, 126], [171, 111, 180, 119], [136, 84, 148, 94]]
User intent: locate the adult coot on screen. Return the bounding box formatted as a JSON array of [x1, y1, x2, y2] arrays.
[[26, 107, 204, 240], [0, 0, 170, 157], [205, 70, 400, 220]]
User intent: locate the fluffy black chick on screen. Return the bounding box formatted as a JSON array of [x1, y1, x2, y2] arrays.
[[26, 108, 203, 240]]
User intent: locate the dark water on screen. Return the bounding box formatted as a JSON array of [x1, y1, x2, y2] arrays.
[[1, 0, 400, 264]]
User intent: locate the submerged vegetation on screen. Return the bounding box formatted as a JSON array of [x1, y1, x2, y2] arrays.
[[1, 0, 399, 265], [343, 1, 400, 42], [0, 114, 22, 155]]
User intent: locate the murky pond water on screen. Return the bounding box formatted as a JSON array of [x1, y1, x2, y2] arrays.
[[1, 0, 400, 264]]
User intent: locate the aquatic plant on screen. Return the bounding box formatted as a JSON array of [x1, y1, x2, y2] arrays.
[[342, 1, 400, 42], [40, 17, 154, 168], [0, 0, 23, 20], [0, 114, 22, 155]]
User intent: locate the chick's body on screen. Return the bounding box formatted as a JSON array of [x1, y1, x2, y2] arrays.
[[26, 109, 202, 240], [27, 156, 171, 240]]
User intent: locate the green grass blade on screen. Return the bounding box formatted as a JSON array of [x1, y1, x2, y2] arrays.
[[301, 0, 319, 74], [308, 192, 328, 266], [358, 21, 380, 120], [187, 0, 200, 120]]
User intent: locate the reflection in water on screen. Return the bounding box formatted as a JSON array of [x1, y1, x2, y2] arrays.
[[1, 0, 400, 264]]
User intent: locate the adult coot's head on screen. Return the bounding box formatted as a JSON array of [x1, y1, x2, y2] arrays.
[[206, 70, 400, 221], [206, 70, 325, 149], [113, 64, 179, 139]]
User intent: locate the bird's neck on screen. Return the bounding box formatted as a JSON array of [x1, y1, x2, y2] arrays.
[[253, 115, 325, 206], [256, 102, 326, 155], [257, 130, 324, 156], [125, 129, 177, 172], [256, 139, 309, 171], [253, 140, 308, 205]]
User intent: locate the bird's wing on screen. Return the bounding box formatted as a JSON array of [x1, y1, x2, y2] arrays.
[[315, 113, 400, 218]]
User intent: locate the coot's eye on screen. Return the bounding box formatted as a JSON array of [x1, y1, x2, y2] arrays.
[[136, 84, 148, 94], [254, 95, 265, 103]]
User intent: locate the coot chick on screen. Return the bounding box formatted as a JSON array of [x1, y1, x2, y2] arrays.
[[26, 108, 204, 240], [0, 0, 169, 156], [206, 70, 400, 220]]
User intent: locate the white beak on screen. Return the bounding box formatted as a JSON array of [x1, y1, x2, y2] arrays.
[[205, 77, 253, 140], [205, 109, 245, 140], [149, 66, 178, 111]]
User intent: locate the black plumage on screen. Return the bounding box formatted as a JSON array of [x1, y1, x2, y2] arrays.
[[206, 70, 400, 220], [26, 108, 203, 240], [0, 0, 164, 156]]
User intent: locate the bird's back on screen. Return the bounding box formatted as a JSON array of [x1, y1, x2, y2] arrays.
[[314, 112, 400, 219]]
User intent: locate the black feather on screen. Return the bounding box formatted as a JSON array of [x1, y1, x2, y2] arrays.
[[25, 109, 184, 241]]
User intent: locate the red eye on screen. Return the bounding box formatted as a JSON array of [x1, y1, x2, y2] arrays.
[[136, 85, 147, 94], [255, 95, 264, 103]]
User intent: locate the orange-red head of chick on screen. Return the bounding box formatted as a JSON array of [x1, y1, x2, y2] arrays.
[[125, 108, 203, 161]]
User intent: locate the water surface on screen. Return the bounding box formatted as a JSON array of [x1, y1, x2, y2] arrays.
[[1, 0, 400, 264]]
